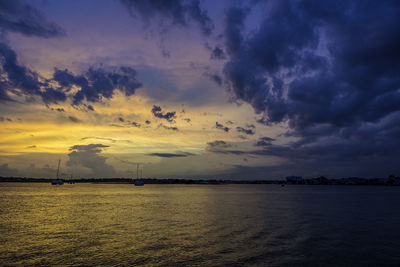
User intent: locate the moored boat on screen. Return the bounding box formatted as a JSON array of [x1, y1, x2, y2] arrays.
[[134, 180, 144, 186], [133, 163, 144, 186], [51, 159, 63, 185]]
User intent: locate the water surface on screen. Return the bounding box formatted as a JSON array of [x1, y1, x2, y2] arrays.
[[1, 183, 399, 266]]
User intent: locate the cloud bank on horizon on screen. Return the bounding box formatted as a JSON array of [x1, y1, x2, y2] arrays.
[[0, 0, 399, 179]]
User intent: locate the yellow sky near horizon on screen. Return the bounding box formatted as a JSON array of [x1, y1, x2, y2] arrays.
[[0, 90, 286, 178]]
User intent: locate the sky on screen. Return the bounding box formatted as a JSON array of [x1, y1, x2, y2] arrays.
[[0, 0, 399, 180]]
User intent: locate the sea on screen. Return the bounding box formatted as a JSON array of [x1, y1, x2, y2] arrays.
[[1, 183, 399, 266]]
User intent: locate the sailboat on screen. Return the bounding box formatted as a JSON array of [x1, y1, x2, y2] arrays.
[[67, 173, 75, 184], [134, 163, 144, 186], [51, 159, 64, 185]]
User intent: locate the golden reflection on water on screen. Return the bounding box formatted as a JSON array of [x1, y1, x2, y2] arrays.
[[1, 183, 400, 266], [1, 183, 241, 265]]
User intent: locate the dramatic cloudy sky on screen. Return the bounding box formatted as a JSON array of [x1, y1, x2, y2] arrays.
[[0, 0, 399, 179]]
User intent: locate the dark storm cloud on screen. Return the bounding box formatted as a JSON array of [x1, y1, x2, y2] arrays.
[[207, 114, 400, 178], [236, 126, 254, 135], [0, 0, 67, 104], [234, 133, 400, 179], [151, 105, 176, 122], [53, 66, 142, 105], [0, 0, 66, 38], [215, 122, 229, 132], [0, 1, 144, 108], [0, 41, 142, 105], [149, 151, 195, 158], [220, 0, 400, 172], [223, 0, 400, 129], [120, 0, 213, 35], [0, 83, 11, 101], [0, 43, 67, 104], [67, 144, 116, 177], [224, 6, 246, 56], [0, 57, 142, 105]]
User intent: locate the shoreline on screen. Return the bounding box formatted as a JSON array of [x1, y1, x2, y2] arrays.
[[1, 176, 399, 186]]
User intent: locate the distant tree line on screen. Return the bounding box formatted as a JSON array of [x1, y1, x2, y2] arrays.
[[1, 175, 400, 185]]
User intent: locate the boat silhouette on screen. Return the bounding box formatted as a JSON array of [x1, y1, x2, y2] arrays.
[[51, 159, 64, 185], [134, 163, 144, 186]]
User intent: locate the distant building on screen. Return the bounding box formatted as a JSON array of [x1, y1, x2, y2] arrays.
[[286, 176, 303, 184]]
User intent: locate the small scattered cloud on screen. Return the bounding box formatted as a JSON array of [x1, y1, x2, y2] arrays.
[[152, 105, 176, 122], [109, 124, 124, 127], [80, 137, 132, 143], [81, 137, 116, 143], [215, 122, 230, 132], [159, 123, 178, 131], [255, 137, 275, 147], [149, 151, 195, 158], [210, 46, 226, 60], [68, 116, 81, 123], [207, 140, 232, 149], [236, 126, 255, 135], [132, 121, 141, 127]]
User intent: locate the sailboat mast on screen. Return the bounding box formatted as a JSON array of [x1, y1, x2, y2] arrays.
[[56, 159, 61, 179], [137, 163, 139, 179]]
